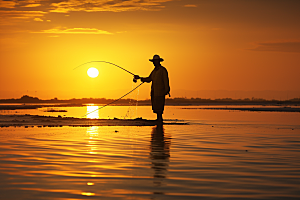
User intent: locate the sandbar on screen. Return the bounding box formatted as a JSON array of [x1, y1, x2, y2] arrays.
[[0, 114, 188, 127]]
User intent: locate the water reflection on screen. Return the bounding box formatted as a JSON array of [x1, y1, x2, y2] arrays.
[[82, 126, 100, 197], [86, 126, 99, 155], [86, 104, 99, 119], [150, 125, 171, 195]]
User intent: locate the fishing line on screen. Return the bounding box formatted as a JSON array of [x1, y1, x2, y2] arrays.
[[74, 60, 143, 118], [83, 82, 144, 118]]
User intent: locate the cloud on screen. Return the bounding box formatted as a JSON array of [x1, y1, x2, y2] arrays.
[[33, 17, 43, 21], [49, 0, 173, 13], [250, 42, 300, 53], [0, 10, 46, 21], [34, 27, 113, 35], [1, 0, 174, 13], [0, 1, 46, 25], [0, 0, 43, 8], [0, 0, 174, 24], [22, 4, 42, 8], [184, 4, 197, 8], [0, 0, 173, 13], [0, 0, 17, 8]]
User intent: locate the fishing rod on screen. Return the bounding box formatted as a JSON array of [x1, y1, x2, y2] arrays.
[[74, 61, 138, 82], [74, 60, 143, 117], [73, 61, 135, 75]]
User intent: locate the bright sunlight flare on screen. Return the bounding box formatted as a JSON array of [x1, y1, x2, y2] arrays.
[[87, 67, 99, 78]]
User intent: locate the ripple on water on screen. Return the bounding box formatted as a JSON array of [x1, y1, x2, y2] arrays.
[[0, 124, 299, 200]]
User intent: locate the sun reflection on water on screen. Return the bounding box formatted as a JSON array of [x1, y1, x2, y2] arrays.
[[86, 125, 99, 136], [86, 126, 99, 155], [86, 104, 99, 119]]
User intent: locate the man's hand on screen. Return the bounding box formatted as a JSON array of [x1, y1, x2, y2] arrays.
[[134, 75, 140, 79]]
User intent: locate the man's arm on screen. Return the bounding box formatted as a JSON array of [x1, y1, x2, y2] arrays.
[[134, 72, 152, 83], [141, 76, 152, 83], [163, 69, 170, 96]]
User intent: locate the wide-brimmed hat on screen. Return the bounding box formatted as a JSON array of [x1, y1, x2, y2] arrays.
[[149, 54, 164, 62]]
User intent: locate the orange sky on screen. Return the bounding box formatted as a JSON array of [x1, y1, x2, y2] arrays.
[[1, 0, 300, 100]]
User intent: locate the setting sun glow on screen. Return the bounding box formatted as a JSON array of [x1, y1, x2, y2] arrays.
[[87, 68, 99, 78], [0, 0, 299, 100]]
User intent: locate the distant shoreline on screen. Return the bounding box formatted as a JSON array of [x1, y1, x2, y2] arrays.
[[1, 104, 300, 113], [0, 95, 299, 109]]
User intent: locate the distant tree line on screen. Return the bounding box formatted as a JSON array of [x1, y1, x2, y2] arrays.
[[0, 95, 299, 106]]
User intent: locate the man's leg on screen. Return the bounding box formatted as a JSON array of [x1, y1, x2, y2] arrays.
[[152, 95, 165, 124], [156, 112, 163, 124]]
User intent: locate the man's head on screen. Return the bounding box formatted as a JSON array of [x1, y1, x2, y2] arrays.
[[149, 54, 164, 67]]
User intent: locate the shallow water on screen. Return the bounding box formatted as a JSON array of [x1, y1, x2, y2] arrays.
[[0, 107, 300, 199]]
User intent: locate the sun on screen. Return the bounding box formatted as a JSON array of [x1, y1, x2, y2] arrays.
[[87, 67, 99, 78]]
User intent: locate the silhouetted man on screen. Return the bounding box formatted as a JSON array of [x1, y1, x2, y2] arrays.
[[134, 55, 170, 124]]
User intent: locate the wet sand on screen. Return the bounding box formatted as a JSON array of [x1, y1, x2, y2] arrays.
[[0, 114, 188, 127]]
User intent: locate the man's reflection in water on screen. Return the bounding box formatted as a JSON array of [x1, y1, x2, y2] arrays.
[[150, 125, 171, 195]]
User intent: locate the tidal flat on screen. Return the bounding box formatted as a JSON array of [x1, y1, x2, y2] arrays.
[[0, 106, 299, 200]]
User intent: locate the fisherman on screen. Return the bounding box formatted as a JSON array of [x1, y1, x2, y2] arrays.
[[134, 54, 170, 124]]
